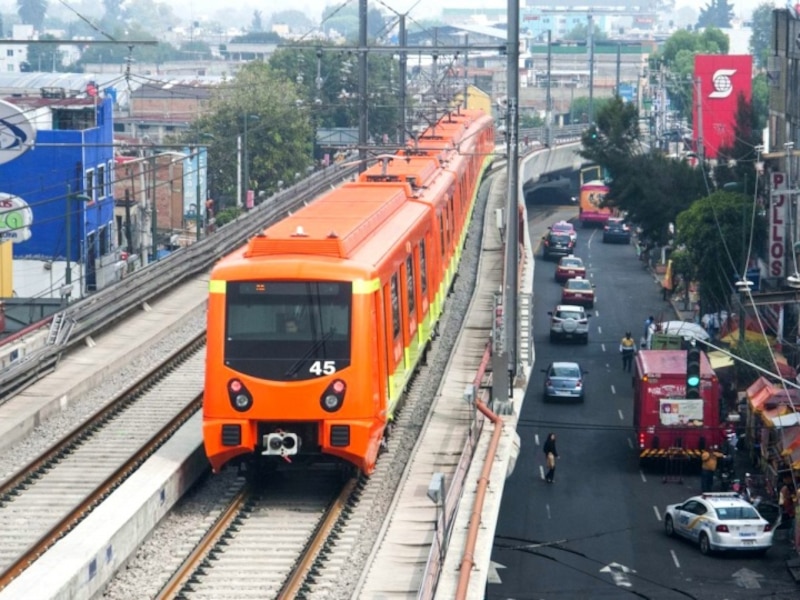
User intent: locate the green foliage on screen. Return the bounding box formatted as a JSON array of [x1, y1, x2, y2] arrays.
[[563, 22, 607, 42], [751, 72, 768, 132], [669, 248, 695, 285], [520, 112, 544, 128], [269, 45, 402, 145], [657, 27, 729, 121], [214, 207, 241, 228], [568, 96, 613, 124], [251, 10, 263, 32], [676, 191, 767, 312], [698, 0, 735, 28], [610, 153, 707, 246], [269, 10, 314, 30], [579, 95, 641, 176], [22, 33, 64, 72], [749, 3, 773, 69], [17, 0, 46, 31], [728, 340, 779, 389], [231, 31, 283, 44], [188, 62, 313, 207], [320, 4, 387, 40]]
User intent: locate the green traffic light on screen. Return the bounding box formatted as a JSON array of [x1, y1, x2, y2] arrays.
[[687, 375, 700, 387]]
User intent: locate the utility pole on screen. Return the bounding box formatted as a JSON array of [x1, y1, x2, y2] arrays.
[[398, 13, 407, 144], [546, 29, 552, 147], [588, 13, 594, 124], [358, 0, 368, 172], [463, 33, 469, 109], [615, 42, 621, 94], [150, 151, 158, 263], [695, 77, 704, 163]]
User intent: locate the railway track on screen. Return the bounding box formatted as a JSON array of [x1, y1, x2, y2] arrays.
[[155, 473, 356, 600], [0, 334, 206, 591]]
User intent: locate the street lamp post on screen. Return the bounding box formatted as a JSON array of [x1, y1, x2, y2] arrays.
[[241, 114, 259, 209], [64, 184, 91, 302]]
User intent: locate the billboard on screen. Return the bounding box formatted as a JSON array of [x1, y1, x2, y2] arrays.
[[693, 55, 752, 159]]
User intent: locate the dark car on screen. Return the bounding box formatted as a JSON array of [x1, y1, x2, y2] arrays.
[[602, 217, 632, 244], [542, 231, 575, 260]]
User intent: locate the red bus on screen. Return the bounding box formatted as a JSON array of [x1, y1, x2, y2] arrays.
[[578, 179, 612, 227]]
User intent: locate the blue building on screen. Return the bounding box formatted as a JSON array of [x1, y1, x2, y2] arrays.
[[0, 91, 117, 298]]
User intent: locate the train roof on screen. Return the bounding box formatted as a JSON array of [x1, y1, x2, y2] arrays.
[[359, 155, 440, 190], [244, 182, 411, 259]]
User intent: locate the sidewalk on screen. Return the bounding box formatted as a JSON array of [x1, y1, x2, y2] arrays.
[[651, 262, 800, 581]]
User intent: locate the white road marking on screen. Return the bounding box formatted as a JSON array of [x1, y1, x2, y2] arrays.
[[546, 504, 551, 519], [618, 409, 624, 420], [611, 384, 616, 394], [670, 550, 680, 568], [653, 506, 661, 521], [539, 465, 545, 480], [598, 326, 603, 335], [601, 343, 606, 352], [594, 309, 600, 317], [535, 433, 540, 446], [628, 438, 634, 449], [640, 470, 647, 483]]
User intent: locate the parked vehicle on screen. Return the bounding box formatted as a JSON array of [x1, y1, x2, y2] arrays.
[[634, 349, 725, 466]]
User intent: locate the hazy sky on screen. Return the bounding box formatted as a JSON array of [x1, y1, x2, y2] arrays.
[[287, 0, 782, 22]]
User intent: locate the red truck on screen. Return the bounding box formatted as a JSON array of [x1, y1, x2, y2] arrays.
[[633, 349, 724, 465]]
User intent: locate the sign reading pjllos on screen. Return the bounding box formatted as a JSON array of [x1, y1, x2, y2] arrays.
[[0, 193, 34, 242], [0, 99, 35, 165], [693, 55, 752, 160], [770, 172, 788, 278]]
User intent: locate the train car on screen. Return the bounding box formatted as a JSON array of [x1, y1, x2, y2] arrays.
[[578, 179, 612, 227], [203, 109, 495, 476]]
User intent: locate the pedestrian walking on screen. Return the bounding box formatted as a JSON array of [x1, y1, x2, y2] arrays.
[[701, 447, 718, 492], [620, 332, 636, 372], [543, 433, 558, 483]]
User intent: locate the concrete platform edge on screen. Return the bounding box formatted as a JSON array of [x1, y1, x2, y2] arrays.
[[0, 413, 207, 600]]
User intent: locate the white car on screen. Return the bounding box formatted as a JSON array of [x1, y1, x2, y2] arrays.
[[548, 304, 591, 344], [664, 492, 774, 555]]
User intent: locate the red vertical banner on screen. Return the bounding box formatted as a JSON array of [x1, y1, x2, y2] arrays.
[[693, 55, 752, 159]]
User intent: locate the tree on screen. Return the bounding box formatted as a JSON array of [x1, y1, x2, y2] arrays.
[[17, 0, 47, 31], [697, 0, 734, 28], [563, 22, 607, 42], [676, 191, 767, 312], [251, 10, 263, 32], [269, 10, 313, 30], [751, 72, 768, 132], [269, 46, 402, 145], [22, 33, 62, 71], [749, 3, 773, 69], [656, 27, 729, 121], [579, 95, 641, 177], [188, 62, 313, 208]]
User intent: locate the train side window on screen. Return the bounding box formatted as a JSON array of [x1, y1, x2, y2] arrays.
[[438, 213, 445, 259], [390, 273, 401, 339], [419, 240, 428, 295], [406, 255, 415, 316]]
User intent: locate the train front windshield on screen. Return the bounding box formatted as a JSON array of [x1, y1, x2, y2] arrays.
[[224, 281, 352, 381]]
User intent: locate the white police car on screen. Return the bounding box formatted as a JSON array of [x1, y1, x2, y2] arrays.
[[664, 492, 774, 555]]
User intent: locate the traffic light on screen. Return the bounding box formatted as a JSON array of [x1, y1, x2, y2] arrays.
[[686, 345, 701, 399]]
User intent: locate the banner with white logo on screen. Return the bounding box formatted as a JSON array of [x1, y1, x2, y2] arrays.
[[693, 55, 753, 160]]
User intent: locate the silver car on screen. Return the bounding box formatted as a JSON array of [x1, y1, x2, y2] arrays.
[[548, 304, 591, 344], [541, 361, 586, 402], [664, 492, 774, 555]]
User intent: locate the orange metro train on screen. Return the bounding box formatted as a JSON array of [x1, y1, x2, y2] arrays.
[[202, 108, 496, 475]]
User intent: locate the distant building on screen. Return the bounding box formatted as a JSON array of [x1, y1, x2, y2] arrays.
[[0, 89, 117, 300]]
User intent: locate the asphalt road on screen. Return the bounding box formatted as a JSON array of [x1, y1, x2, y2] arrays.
[[487, 207, 799, 599]]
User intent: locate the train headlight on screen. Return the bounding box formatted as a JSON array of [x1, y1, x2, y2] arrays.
[[320, 379, 346, 412], [322, 394, 340, 410], [228, 379, 253, 412], [233, 393, 252, 411]]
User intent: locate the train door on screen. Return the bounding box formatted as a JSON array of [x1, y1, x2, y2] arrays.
[[403, 254, 420, 366], [86, 231, 97, 292], [384, 271, 405, 409]]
